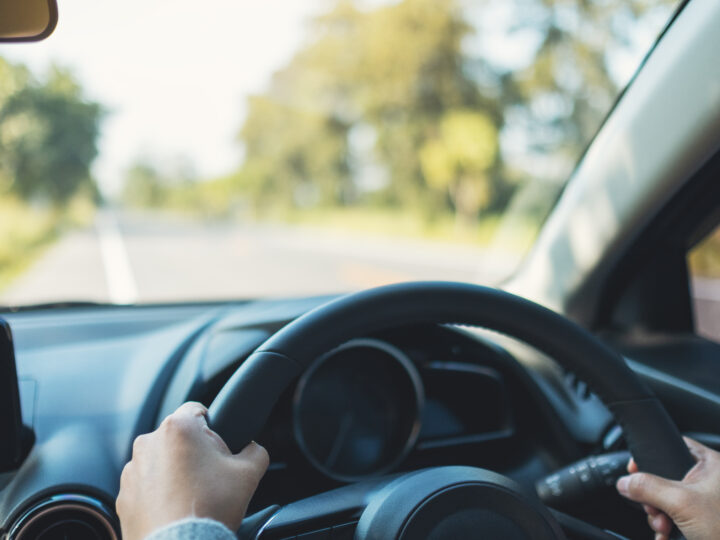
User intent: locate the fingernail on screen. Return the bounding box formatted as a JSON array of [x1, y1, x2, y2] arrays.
[[616, 475, 630, 494]]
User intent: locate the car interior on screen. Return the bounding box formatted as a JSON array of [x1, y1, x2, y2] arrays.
[[1, 0, 720, 539]]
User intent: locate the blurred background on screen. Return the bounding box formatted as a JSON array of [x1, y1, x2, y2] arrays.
[[2, 0, 703, 308]]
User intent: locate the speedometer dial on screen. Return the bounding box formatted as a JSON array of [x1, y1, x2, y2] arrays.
[[293, 338, 424, 481]]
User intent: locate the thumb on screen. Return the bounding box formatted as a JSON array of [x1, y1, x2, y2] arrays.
[[232, 441, 270, 476], [617, 473, 685, 517]]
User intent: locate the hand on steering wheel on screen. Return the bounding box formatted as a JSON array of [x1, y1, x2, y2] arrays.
[[617, 437, 720, 540], [116, 402, 269, 540]]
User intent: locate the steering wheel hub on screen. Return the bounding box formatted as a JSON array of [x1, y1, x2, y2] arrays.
[[356, 466, 564, 540]]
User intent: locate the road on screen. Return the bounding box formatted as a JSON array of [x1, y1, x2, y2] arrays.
[[4, 209, 720, 343], [0, 210, 517, 306]]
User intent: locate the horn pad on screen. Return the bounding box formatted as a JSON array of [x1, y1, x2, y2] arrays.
[[355, 467, 565, 540]]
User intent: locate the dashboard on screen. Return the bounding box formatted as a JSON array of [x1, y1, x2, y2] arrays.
[[2, 296, 719, 539]]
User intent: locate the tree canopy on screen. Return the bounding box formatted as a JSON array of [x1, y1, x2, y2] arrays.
[[0, 60, 103, 206], [233, 0, 675, 226]]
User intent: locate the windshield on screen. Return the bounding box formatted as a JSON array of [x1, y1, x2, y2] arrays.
[[0, 0, 679, 306]]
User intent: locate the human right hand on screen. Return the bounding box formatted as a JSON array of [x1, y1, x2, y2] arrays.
[[116, 402, 269, 540], [616, 437, 720, 540]]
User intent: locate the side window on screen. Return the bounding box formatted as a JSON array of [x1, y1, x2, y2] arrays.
[[688, 224, 720, 341]]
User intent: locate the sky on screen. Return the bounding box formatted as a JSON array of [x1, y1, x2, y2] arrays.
[[0, 0, 329, 195]]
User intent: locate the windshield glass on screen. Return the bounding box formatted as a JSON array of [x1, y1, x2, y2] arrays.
[[0, 0, 679, 306]]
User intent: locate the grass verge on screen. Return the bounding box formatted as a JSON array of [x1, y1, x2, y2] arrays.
[[0, 196, 95, 293]]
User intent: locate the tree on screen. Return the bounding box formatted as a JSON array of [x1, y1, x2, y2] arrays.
[[237, 0, 500, 217], [121, 160, 167, 208], [420, 110, 498, 224], [239, 96, 351, 211], [234, 0, 675, 226], [0, 65, 103, 206], [0, 57, 30, 195], [471, 0, 678, 179]]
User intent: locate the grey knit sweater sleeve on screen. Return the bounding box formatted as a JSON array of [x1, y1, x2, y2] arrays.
[[144, 518, 236, 540]]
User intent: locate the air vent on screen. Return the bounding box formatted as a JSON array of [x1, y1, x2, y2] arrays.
[[8, 494, 119, 540]]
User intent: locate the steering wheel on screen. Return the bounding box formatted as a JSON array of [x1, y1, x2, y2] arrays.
[[208, 282, 694, 539]]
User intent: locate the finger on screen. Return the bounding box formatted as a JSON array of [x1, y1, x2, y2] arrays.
[[628, 458, 638, 474], [119, 461, 133, 489], [643, 504, 661, 516], [647, 513, 673, 536], [160, 402, 208, 431], [683, 437, 710, 463], [202, 424, 232, 454], [616, 473, 684, 515], [131, 433, 150, 456], [158, 402, 211, 443], [655, 534, 668, 540], [234, 441, 270, 471], [173, 401, 209, 422]]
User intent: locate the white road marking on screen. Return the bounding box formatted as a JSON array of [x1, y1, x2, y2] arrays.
[[95, 210, 138, 304]]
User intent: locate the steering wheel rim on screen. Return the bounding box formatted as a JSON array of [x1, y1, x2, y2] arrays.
[[208, 280, 693, 495]]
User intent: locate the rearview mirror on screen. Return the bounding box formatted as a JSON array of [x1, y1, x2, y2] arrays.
[[0, 0, 57, 42]]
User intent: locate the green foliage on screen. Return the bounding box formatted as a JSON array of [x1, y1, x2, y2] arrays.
[[485, 0, 677, 163], [232, 0, 675, 225], [240, 96, 351, 210], [237, 0, 492, 217], [0, 194, 96, 292], [128, 0, 677, 246], [0, 196, 57, 291], [121, 160, 167, 208], [121, 159, 246, 220], [0, 58, 102, 291], [0, 62, 103, 206], [420, 110, 498, 222]]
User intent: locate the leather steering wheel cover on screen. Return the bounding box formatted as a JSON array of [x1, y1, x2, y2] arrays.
[[209, 281, 694, 481]]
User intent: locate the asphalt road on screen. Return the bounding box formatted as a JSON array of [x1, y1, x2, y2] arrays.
[[0, 210, 516, 306], [4, 209, 720, 343]]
